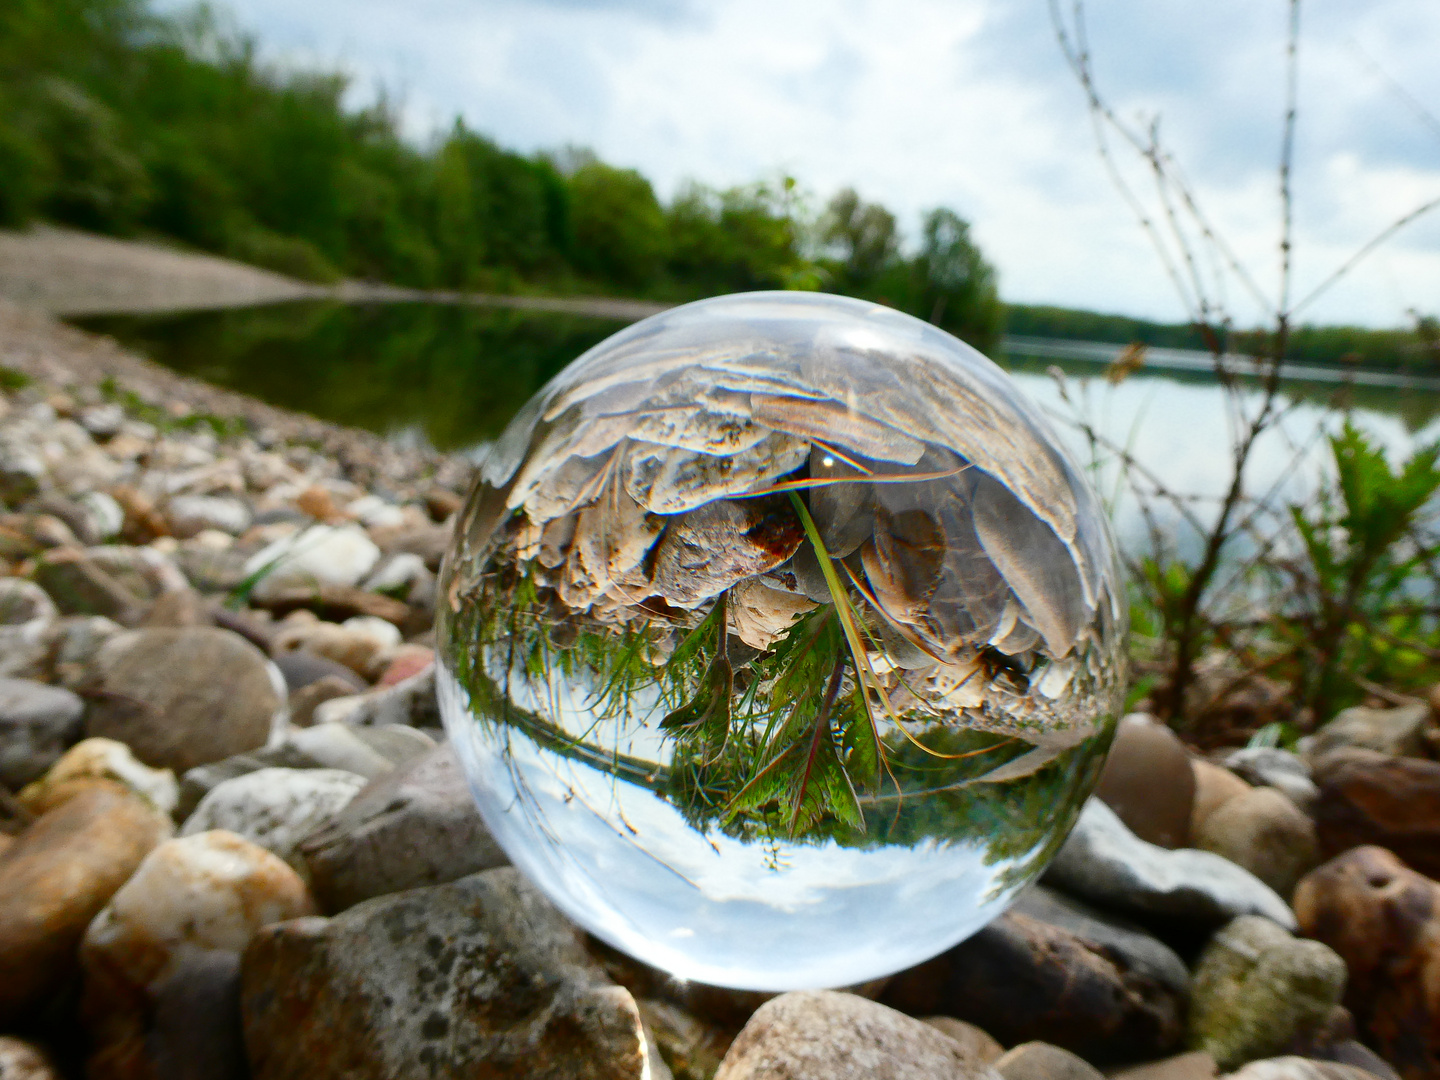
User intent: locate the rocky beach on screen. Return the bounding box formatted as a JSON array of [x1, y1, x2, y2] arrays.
[[0, 296, 1438, 1080]]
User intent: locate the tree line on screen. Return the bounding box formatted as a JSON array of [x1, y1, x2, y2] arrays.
[[0, 0, 1003, 352]]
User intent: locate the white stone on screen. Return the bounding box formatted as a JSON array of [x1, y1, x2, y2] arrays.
[[181, 767, 367, 875], [167, 494, 252, 538], [346, 495, 407, 529], [340, 615, 402, 650], [245, 525, 380, 601], [81, 830, 313, 993], [362, 553, 430, 595], [75, 491, 124, 541], [19, 736, 179, 815]]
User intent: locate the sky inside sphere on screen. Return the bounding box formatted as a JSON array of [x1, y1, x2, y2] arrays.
[[168, 0, 1440, 328]]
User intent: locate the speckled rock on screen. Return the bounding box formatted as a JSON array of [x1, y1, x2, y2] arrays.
[[0, 784, 172, 1022], [241, 867, 653, 1080], [299, 743, 506, 912], [995, 1042, 1105, 1080], [80, 830, 314, 1080], [1187, 915, 1347, 1071], [1294, 846, 1440, 1080], [714, 990, 1001, 1080], [181, 767, 366, 876], [1044, 799, 1296, 929], [920, 1018, 1004, 1067], [1094, 714, 1196, 849], [1195, 787, 1319, 899], [18, 736, 178, 816], [0, 678, 83, 788], [87, 627, 284, 772]]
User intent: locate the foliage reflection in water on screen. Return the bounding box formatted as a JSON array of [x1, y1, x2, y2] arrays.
[[438, 292, 1128, 990]]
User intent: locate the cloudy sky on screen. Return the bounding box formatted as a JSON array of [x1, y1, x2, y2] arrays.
[[184, 0, 1440, 327]]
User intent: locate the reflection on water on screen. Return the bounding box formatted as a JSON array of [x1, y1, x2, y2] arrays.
[[77, 301, 626, 451]]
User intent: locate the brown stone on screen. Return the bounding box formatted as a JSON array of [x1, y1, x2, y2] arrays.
[[295, 485, 343, 523], [1195, 786, 1319, 899], [111, 485, 170, 543], [1293, 846, 1440, 1080], [139, 587, 213, 628], [0, 784, 172, 1023], [86, 627, 281, 773], [880, 910, 1185, 1064], [1190, 759, 1253, 838], [1094, 715, 1196, 849], [1108, 1051, 1218, 1080], [251, 584, 410, 627], [423, 487, 463, 522], [287, 675, 356, 728], [1312, 752, 1440, 878], [995, 1041, 1103, 1080]]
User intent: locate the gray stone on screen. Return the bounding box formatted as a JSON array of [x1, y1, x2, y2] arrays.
[[272, 649, 366, 694], [48, 614, 122, 689], [995, 1042, 1104, 1080], [882, 907, 1186, 1064], [0, 678, 83, 788], [245, 524, 380, 602], [714, 990, 1001, 1080], [1044, 799, 1296, 930], [174, 723, 403, 820], [87, 627, 284, 773], [1302, 703, 1431, 761], [1011, 884, 1190, 998], [1187, 916, 1347, 1072], [1220, 748, 1319, 813], [84, 544, 189, 600], [311, 663, 438, 728], [181, 767, 367, 876], [299, 743, 507, 913], [148, 950, 249, 1080], [32, 547, 144, 623], [240, 868, 653, 1080], [0, 580, 56, 682], [349, 723, 435, 766]]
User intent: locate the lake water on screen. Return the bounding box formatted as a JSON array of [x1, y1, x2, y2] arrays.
[[76, 299, 1440, 550]]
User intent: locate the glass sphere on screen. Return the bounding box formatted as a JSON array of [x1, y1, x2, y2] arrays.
[[438, 292, 1126, 991]]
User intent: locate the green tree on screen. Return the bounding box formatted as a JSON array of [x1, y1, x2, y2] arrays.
[[821, 187, 898, 291], [567, 161, 667, 289]]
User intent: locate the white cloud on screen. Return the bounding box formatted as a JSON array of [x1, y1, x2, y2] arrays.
[[168, 0, 1440, 327]]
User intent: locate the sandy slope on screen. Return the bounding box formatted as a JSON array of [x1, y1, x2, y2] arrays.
[[0, 225, 672, 322]]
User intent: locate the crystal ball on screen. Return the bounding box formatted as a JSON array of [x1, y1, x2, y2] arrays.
[[438, 291, 1126, 990]]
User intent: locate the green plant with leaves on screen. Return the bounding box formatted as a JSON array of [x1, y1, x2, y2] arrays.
[[1275, 423, 1440, 715]]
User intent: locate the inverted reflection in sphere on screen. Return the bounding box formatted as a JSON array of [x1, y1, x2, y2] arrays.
[[438, 292, 1126, 990]]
